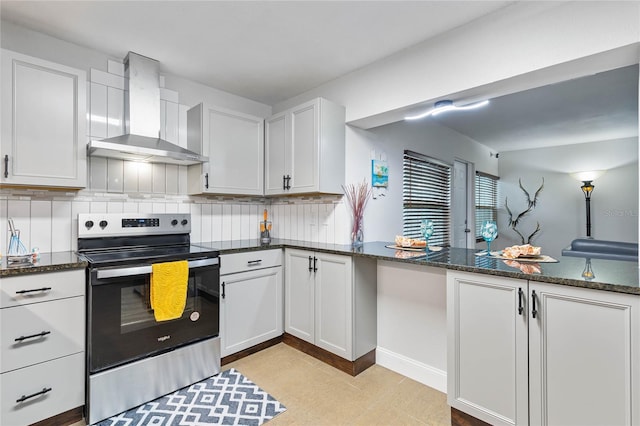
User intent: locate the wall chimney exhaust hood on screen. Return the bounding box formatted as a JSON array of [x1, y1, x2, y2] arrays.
[[87, 52, 207, 166]]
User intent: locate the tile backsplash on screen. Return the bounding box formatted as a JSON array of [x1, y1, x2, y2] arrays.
[[0, 190, 350, 254]]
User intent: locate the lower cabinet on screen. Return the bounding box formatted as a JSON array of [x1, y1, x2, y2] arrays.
[[219, 250, 283, 357], [284, 248, 376, 361], [447, 270, 640, 426], [0, 269, 85, 426]]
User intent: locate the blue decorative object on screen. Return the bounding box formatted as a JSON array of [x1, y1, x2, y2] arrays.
[[480, 220, 498, 254], [372, 160, 389, 187], [420, 219, 435, 251]]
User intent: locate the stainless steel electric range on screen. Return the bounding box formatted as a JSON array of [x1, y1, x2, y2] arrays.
[[77, 213, 220, 425]]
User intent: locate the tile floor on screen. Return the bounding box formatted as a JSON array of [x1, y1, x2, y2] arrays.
[[74, 343, 450, 425]]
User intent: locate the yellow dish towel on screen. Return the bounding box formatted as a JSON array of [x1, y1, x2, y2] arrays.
[[150, 260, 189, 322]]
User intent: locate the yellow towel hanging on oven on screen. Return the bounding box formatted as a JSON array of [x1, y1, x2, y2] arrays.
[[150, 260, 189, 321]]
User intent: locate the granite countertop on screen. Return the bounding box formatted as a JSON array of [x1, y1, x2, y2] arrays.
[[0, 251, 87, 277], [2, 240, 637, 296], [198, 239, 640, 296]]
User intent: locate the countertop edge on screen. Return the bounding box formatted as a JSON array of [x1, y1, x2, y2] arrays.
[[3, 241, 638, 296]]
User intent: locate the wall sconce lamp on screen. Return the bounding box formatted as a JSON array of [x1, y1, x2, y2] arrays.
[[571, 170, 604, 238]]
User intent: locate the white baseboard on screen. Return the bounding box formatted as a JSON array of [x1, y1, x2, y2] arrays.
[[375, 346, 447, 393]]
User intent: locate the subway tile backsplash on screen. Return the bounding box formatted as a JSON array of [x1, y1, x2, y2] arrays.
[[0, 191, 350, 254]]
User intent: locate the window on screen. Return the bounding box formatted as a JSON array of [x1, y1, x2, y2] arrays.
[[475, 172, 499, 241], [402, 150, 451, 246]]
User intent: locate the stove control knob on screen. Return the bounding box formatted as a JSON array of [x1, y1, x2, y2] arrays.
[[181, 219, 188, 226], [85, 220, 94, 229], [171, 219, 178, 226], [99, 220, 108, 229]]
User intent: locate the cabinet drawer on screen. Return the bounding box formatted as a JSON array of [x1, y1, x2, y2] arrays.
[[1, 352, 84, 426], [1, 296, 84, 373], [221, 249, 282, 275], [0, 269, 84, 308]]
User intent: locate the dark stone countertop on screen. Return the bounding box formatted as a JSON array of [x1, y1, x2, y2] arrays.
[[197, 239, 640, 296], [0, 251, 87, 277], [3, 240, 637, 296]]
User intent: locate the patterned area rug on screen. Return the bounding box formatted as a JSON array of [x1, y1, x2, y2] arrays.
[[96, 368, 286, 425]]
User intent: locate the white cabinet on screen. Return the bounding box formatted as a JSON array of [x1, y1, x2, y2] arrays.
[[0, 269, 85, 426], [187, 103, 264, 195], [447, 271, 528, 426], [528, 281, 639, 426], [219, 250, 283, 357], [447, 271, 640, 426], [284, 248, 376, 361], [265, 98, 345, 196], [1, 49, 86, 189]]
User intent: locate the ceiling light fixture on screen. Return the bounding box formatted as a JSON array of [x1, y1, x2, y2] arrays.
[[404, 99, 489, 120]]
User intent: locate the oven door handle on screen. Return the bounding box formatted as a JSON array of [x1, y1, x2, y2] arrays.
[[95, 258, 219, 280]]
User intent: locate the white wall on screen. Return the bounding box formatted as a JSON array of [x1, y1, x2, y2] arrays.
[[347, 120, 498, 243], [497, 138, 639, 258], [377, 261, 447, 392]]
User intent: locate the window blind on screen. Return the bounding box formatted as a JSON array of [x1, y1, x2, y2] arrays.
[[402, 150, 451, 246], [475, 172, 499, 240]]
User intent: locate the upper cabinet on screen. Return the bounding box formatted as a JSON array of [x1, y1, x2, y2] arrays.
[[265, 98, 345, 196], [187, 103, 264, 196], [1, 49, 87, 189]]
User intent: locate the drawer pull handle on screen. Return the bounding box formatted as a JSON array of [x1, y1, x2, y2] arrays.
[[308, 256, 313, 272], [16, 387, 52, 403], [531, 290, 538, 319], [4, 154, 8, 178], [15, 287, 52, 295], [15, 331, 51, 342], [313, 256, 318, 272], [221, 282, 226, 299], [247, 259, 262, 265]]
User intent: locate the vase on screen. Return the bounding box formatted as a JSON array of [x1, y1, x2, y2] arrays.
[[351, 218, 364, 247]]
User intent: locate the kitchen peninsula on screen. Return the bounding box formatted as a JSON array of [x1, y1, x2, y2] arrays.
[[2, 240, 638, 425]]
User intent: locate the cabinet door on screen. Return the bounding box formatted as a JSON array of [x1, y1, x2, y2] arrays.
[[264, 112, 288, 195], [314, 252, 353, 359], [289, 99, 318, 194], [284, 249, 315, 343], [446, 271, 528, 426], [529, 282, 640, 426], [220, 266, 283, 357], [199, 105, 264, 195], [1, 49, 86, 188]]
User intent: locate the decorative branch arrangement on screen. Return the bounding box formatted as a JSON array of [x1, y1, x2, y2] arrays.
[[342, 180, 372, 246], [505, 177, 544, 244]]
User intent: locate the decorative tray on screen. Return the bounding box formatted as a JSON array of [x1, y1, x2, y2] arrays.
[[7, 254, 33, 264], [385, 244, 443, 252]]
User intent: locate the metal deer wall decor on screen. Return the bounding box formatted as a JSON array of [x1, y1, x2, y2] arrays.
[[505, 178, 544, 244]]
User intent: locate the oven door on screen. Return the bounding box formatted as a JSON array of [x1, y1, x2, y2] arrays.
[[88, 257, 219, 373]]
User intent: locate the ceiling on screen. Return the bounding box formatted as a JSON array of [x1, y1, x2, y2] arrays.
[[0, 0, 513, 105], [1, 1, 637, 153], [425, 64, 639, 152]]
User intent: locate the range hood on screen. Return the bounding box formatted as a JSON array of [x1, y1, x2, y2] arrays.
[[87, 52, 207, 166]]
